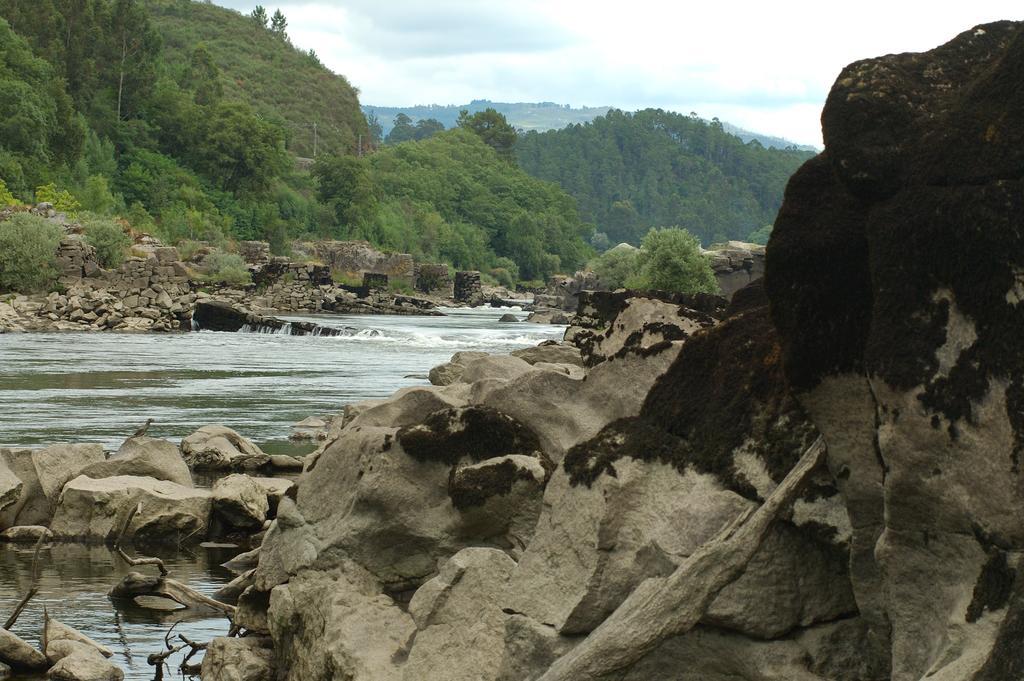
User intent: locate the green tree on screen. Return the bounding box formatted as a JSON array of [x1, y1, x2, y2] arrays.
[[82, 215, 130, 267], [313, 154, 378, 230], [366, 112, 384, 146], [628, 227, 718, 294], [0, 213, 63, 292], [194, 101, 288, 194], [270, 9, 287, 38], [457, 108, 516, 160], [386, 113, 416, 144], [250, 5, 268, 28], [185, 44, 223, 106], [414, 118, 445, 140], [747, 224, 772, 245], [589, 245, 639, 289], [104, 0, 161, 121]]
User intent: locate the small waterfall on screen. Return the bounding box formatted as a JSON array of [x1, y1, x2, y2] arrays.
[[191, 318, 200, 331]]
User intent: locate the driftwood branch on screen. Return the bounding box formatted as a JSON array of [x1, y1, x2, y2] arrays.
[[109, 571, 236, 616], [4, 533, 45, 629], [147, 620, 209, 680], [114, 503, 168, 576], [539, 435, 827, 681]]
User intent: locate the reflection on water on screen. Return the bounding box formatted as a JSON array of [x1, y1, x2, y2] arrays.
[[0, 542, 240, 680], [0, 307, 563, 449]]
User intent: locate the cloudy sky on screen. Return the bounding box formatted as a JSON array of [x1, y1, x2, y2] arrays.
[[215, 1, 1022, 146]]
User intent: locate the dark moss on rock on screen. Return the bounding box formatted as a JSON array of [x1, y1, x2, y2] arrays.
[[565, 289, 818, 498], [448, 458, 540, 510], [966, 549, 1017, 623], [974, 577, 1024, 680], [397, 406, 542, 466]]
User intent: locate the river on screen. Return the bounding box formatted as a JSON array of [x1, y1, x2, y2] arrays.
[[0, 306, 564, 679]]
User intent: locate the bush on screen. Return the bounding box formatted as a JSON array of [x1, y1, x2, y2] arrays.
[[82, 216, 132, 268], [0, 179, 18, 207], [34, 183, 81, 217], [628, 227, 719, 294], [78, 175, 120, 215], [0, 213, 63, 292], [201, 251, 251, 286], [589, 245, 639, 289]]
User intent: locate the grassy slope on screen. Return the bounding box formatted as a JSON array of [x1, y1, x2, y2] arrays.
[[146, 0, 367, 159]]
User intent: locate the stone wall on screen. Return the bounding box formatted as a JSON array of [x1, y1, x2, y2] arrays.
[[239, 241, 271, 266], [416, 264, 453, 296], [55, 237, 101, 279], [310, 240, 415, 285], [454, 271, 482, 304]]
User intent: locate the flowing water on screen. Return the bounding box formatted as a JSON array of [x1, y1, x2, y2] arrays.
[[0, 307, 564, 678]]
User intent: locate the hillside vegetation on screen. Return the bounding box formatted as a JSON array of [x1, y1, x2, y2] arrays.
[[146, 0, 367, 158], [516, 109, 814, 246]]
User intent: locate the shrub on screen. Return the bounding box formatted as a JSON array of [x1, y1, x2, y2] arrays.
[[34, 183, 81, 217], [82, 216, 132, 268], [0, 179, 18, 207], [78, 175, 120, 215], [628, 227, 719, 295], [201, 251, 251, 286], [0, 213, 63, 292], [589, 245, 639, 289]]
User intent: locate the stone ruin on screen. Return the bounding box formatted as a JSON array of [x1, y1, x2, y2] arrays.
[[704, 241, 766, 299], [416, 264, 453, 296], [454, 271, 482, 304]]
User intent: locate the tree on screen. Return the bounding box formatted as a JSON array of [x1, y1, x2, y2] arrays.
[[104, 0, 160, 122], [313, 154, 378, 230], [270, 9, 287, 39], [628, 227, 718, 294], [386, 113, 416, 144], [250, 5, 268, 28], [457, 108, 517, 160], [185, 44, 223, 106], [414, 118, 445, 140], [366, 112, 384, 146], [194, 101, 288, 194]]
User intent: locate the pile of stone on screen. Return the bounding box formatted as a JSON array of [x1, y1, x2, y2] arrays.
[[54, 237, 101, 279], [36, 248, 195, 332], [238, 240, 272, 266], [453, 270, 482, 304], [309, 240, 416, 286], [0, 615, 123, 680]]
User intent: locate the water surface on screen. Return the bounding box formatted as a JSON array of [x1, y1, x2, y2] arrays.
[[0, 307, 562, 449]]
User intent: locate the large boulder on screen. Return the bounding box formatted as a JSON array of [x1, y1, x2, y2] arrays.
[[511, 342, 584, 367], [44, 618, 114, 659], [765, 20, 1024, 680], [427, 351, 489, 386], [0, 628, 46, 671], [181, 425, 269, 471], [0, 459, 21, 515], [345, 384, 469, 430], [0, 448, 41, 528], [45, 641, 123, 681], [201, 637, 276, 681], [50, 475, 211, 543], [79, 437, 192, 487], [403, 547, 516, 681], [259, 410, 546, 591], [30, 443, 106, 506], [212, 474, 270, 531], [267, 564, 413, 681]]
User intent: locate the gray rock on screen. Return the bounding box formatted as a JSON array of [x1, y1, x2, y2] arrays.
[[0, 448, 46, 527], [201, 637, 276, 681], [511, 343, 584, 367], [181, 425, 269, 470], [212, 474, 270, 531], [427, 351, 489, 386], [0, 525, 52, 542], [79, 437, 192, 487], [268, 454, 303, 471], [0, 628, 46, 671], [268, 565, 412, 681], [457, 355, 535, 384], [30, 443, 105, 506], [45, 641, 123, 681], [0, 459, 21, 515], [403, 548, 516, 681], [50, 475, 211, 544], [45, 617, 114, 659]]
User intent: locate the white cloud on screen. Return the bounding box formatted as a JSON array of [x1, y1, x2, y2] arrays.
[[215, 0, 1024, 146]]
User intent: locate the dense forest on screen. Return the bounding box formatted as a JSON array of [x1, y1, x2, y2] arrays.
[[516, 109, 815, 246], [0, 0, 591, 282]]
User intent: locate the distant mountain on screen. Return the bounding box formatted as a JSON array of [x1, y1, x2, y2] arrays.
[[365, 101, 611, 136], [363, 101, 815, 151]]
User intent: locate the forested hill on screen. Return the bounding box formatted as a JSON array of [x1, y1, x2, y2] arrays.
[[365, 101, 613, 136], [146, 0, 366, 158], [516, 109, 815, 247]]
